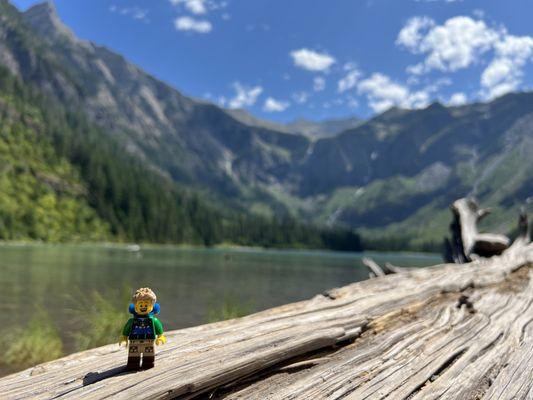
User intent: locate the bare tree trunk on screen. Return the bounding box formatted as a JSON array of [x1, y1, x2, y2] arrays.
[[445, 198, 511, 263]]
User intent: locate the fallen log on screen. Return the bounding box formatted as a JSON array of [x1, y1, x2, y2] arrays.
[[1, 241, 531, 399], [445, 198, 511, 263]]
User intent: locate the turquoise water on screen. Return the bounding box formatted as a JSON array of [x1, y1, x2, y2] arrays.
[[0, 244, 440, 363]]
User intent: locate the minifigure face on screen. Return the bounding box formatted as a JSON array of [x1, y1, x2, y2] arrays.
[[135, 300, 154, 315]]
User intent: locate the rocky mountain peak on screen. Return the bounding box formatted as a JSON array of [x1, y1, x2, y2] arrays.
[[26, 0, 55, 14], [22, 1, 79, 44]]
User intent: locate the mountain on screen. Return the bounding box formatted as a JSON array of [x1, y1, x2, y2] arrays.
[[0, 65, 360, 249], [0, 0, 531, 250], [223, 109, 294, 135], [0, 66, 211, 243], [225, 109, 362, 140], [1, 1, 310, 214], [309, 99, 533, 246], [285, 117, 363, 140]]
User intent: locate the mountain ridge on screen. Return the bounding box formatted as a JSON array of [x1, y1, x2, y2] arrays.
[[225, 108, 363, 140]]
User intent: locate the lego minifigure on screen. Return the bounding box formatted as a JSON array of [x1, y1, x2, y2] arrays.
[[119, 287, 166, 370]]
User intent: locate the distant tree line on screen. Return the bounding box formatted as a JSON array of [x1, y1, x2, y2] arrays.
[[362, 235, 443, 253]]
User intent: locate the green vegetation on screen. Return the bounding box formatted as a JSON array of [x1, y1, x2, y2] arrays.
[[0, 86, 110, 241], [206, 296, 252, 323], [222, 214, 362, 251], [72, 289, 131, 351], [2, 314, 63, 369], [0, 289, 128, 371]]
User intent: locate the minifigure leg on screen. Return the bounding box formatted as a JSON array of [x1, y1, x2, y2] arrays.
[[141, 341, 155, 369], [127, 341, 141, 370], [127, 356, 141, 370], [142, 355, 154, 369]]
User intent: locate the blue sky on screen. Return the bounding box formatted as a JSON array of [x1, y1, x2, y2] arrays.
[[11, 0, 533, 122]]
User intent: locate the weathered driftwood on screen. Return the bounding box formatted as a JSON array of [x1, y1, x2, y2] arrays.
[[362, 257, 410, 278], [0, 243, 531, 399], [444, 198, 512, 263], [362, 257, 386, 278]]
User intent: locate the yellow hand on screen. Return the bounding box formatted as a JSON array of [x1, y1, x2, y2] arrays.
[[155, 334, 167, 345], [119, 335, 128, 347]]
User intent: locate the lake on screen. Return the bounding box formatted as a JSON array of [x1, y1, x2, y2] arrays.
[[0, 244, 441, 375]]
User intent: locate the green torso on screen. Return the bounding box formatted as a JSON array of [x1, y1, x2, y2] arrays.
[[122, 315, 164, 340]]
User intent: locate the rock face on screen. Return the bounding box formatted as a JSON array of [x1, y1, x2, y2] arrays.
[[21, 2, 79, 43], [0, 0, 531, 240]]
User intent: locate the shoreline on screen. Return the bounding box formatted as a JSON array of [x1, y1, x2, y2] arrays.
[[0, 240, 441, 258]]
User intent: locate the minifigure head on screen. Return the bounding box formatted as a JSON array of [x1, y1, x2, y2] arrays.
[[132, 287, 156, 315]]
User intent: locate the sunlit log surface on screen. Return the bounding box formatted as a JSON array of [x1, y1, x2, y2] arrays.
[[1, 243, 531, 400]]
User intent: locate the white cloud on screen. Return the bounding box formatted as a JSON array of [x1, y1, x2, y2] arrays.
[[397, 15, 533, 99], [357, 73, 430, 113], [338, 67, 362, 93], [263, 97, 290, 112], [398, 16, 499, 73], [481, 58, 518, 98], [174, 16, 212, 33], [313, 76, 326, 92], [170, 0, 207, 14], [109, 5, 149, 22], [481, 34, 533, 99], [494, 34, 533, 60], [406, 63, 425, 75], [425, 77, 452, 93], [343, 62, 357, 71], [228, 82, 263, 109], [290, 49, 336, 72], [188, 0, 207, 14], [447, 92, 467, 106], [358, 73, 407, 112], [396, 16, 435, 52], [292, 91, 309, 104]]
